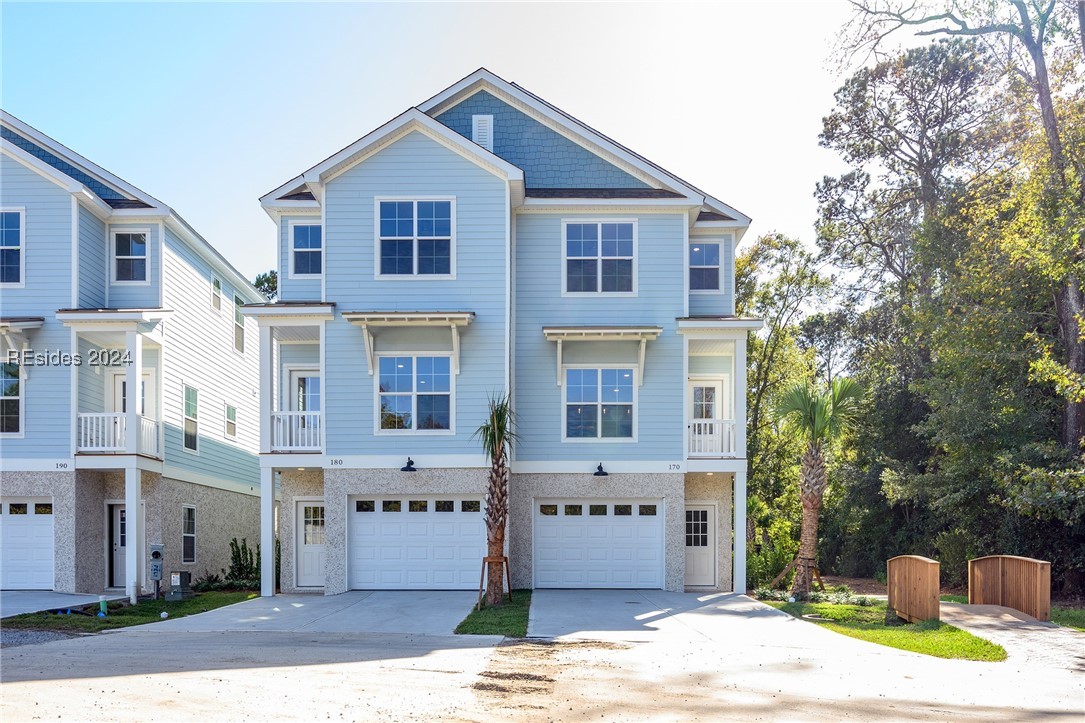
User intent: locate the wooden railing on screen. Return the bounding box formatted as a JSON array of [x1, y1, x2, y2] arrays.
[[687, 419, 735, 457], [77, 413, 160, 457], [968, 555, 1051, 621], [887, 555, 940, 623], [271, 411, 322, 451]]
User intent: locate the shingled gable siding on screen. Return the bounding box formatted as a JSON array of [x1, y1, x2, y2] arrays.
[[1, 127, 125, 201], [161, 228, 259, 491], [434, 90, 650, 190], [0, 152, 74, 458], [279, 214, 322, 301], [321, 130, 507, 456], [513, 212, 686, 462], [77, 204, 106, 308]]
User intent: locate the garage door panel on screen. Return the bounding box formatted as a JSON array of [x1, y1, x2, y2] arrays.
[[534, 498, 663, 589], [1, 498, 55, 590], [349, 496, 484, 590]]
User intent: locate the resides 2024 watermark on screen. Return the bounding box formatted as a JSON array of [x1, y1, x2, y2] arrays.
[[7, 348, 133, 367]]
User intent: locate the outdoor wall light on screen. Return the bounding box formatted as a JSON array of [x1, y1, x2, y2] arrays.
[[593, 463, 608, 477], [401, 457, 417, 472]]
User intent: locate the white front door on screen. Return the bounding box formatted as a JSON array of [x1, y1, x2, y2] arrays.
[[533, 499, 664, 588], [288, 370, 321, 413], [296, 501, 326, 587], [112, 505, 127, 589], [348, 496, 485, 589], [684, 505, 715, 586], [0, 498, 55, 590], [110, 373, 154, 415], [689, 381, 725, 455]]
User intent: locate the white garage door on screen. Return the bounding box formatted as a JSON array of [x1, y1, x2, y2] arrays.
[[348, 495, 485, 590], [534, 499, 664, 588], [0, 498, 55, 590]]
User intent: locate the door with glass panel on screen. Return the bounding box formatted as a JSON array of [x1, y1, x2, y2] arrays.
[[296, 501, 325, 587], [688, 381, 725, 455], [286, 369, 320, 449]]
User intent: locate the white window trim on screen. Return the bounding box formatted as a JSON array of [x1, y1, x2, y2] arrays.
[[224, 402, 238, 441], [373, 351, 456, 436], [181, 504, 196, 564], [560, 218, 638, 297], [232, 295, 245, 355], [0, 207, 26, 289], [110, 227, 152, 286], [560, 364, 639, 443], [211, 277, 223, 312], [689, 237, 727, 296], [0, 355, 25, 438], [287, 220, 323, 280], [373, 197, 457, 281], [182, 384, 199, 454], [283, 365, 321, 413]]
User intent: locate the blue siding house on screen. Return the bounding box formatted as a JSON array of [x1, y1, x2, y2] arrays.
[[0, 111, 263, 600], [249, 70, 758, 596]]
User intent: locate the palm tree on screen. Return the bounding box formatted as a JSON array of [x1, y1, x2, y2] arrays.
[[474, 394, 515, 606], [776, 378, 862, 594]]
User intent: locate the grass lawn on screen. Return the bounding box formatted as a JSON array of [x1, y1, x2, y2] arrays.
[[939, 594, 968, 603], [1, 591, 255, 633], [765, 601, 1007, 661], [455, 590, 532, 637], [1051, 606, 1085, 631]]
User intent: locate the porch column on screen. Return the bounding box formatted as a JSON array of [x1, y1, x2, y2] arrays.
[[733, 469, 747, 594], [260, 467, 275, 596], [259, 325, 273, 454], [124, 466, 142, 603], [124, 331, 143, 454], [734, 334, 748, 456]]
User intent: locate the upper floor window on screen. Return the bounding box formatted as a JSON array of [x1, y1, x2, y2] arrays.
[[224, 404, 237, 439], [1, 360, 21, 435], [183, 385, 198, 452], [233, 295, 245, 353], [377, 200, 454, 277], [211, 277, 223, 311], [564, 367, 635, 440], [378, 355, 452, 432], [290, 223, 322, 277], [113, 231, 148, 283], [689, 242, 720, 291], [0, 209, 24, 286], [563, 221, 635, 295]]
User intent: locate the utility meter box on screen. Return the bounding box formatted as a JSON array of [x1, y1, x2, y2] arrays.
[[149, 544, 164, 582], [166, 570, 194, 601]]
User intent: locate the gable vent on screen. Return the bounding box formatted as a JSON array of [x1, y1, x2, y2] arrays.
[[472, 114, 494, 152]]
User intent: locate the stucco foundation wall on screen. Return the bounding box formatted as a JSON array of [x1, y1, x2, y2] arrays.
[[508, 473, 686, 592], [321, 467, 488, 595], [279, 470, 325, 594], [0, 470, 77, 592], [684, 473, 735, 591]]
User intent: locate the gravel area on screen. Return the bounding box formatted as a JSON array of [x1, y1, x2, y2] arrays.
[[0, 628, 81, 648]]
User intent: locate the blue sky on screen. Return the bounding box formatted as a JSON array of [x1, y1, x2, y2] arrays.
[[2, 1, 859, 281]]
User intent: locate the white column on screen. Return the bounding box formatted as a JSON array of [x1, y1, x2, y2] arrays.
[[733, 469, 747, 595], [124, 466, 142, 603], [260, 467, 275, 597], [259, 325, 273, 454], [124, 331, 143, 454], [734, 334, 748, 457]]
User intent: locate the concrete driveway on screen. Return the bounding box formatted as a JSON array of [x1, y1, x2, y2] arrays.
[[1, 591, 124, 619], [149, 590, 480, 635]]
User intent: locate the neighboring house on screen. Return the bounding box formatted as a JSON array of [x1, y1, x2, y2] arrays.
[[248, 69, 759, 597], [0, 111, 263, 602]]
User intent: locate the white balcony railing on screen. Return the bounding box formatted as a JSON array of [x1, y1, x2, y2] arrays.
[[687, 419, 736, 457], [77, 413, 160, 457], [271, 411, 322, 452]]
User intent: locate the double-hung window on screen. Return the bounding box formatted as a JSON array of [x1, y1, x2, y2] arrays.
[[564, 368, 635, 439], [183, 385, 198, 452], [211, 277, 223, 311], [0, 209, 24, 286], [182, 506, 196, 563], [1, 360, 21, 435], [113, 231, 148, 283], [224, 404, 237, 439], [378, 355, 452, 432], [233, 295, 245, 353], [291, 223, 322, 277], [689, 242, 721, 291], [564, 221, 635, 294], [378, 200, 453, 277]]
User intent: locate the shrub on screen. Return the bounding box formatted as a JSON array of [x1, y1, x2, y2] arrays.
[[222, 537, 259, 582], [748, 538, 799, 589], [753, 587, 876, 606], [192, 570, 223, 592]]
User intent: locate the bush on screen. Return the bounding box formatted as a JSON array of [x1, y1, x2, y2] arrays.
[[192, 570, 223, 592], [753, 586, 876, 606], [223, 538, 259, 582], [748, 540, 799, 589]]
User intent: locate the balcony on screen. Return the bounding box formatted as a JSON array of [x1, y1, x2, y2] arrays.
[[687, 419, 736, 458], [77, 413, 161, 457], [271, 411, 322, 452]]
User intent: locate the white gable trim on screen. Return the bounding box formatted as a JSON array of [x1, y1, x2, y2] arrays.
[[2, 141, 84, 194]]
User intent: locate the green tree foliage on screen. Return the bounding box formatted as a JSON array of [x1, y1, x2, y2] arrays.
[[254, 269, 277, 301]]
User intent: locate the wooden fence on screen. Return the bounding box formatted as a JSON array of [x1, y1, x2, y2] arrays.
[[887, 555, 940, 623], [968, 555, 1050, 621]]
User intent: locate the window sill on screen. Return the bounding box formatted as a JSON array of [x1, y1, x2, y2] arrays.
[[561, 291, 638, 298], [561, 436, 638, 444], [374, 429, 456, 436], [374, 274, 456, 281]]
